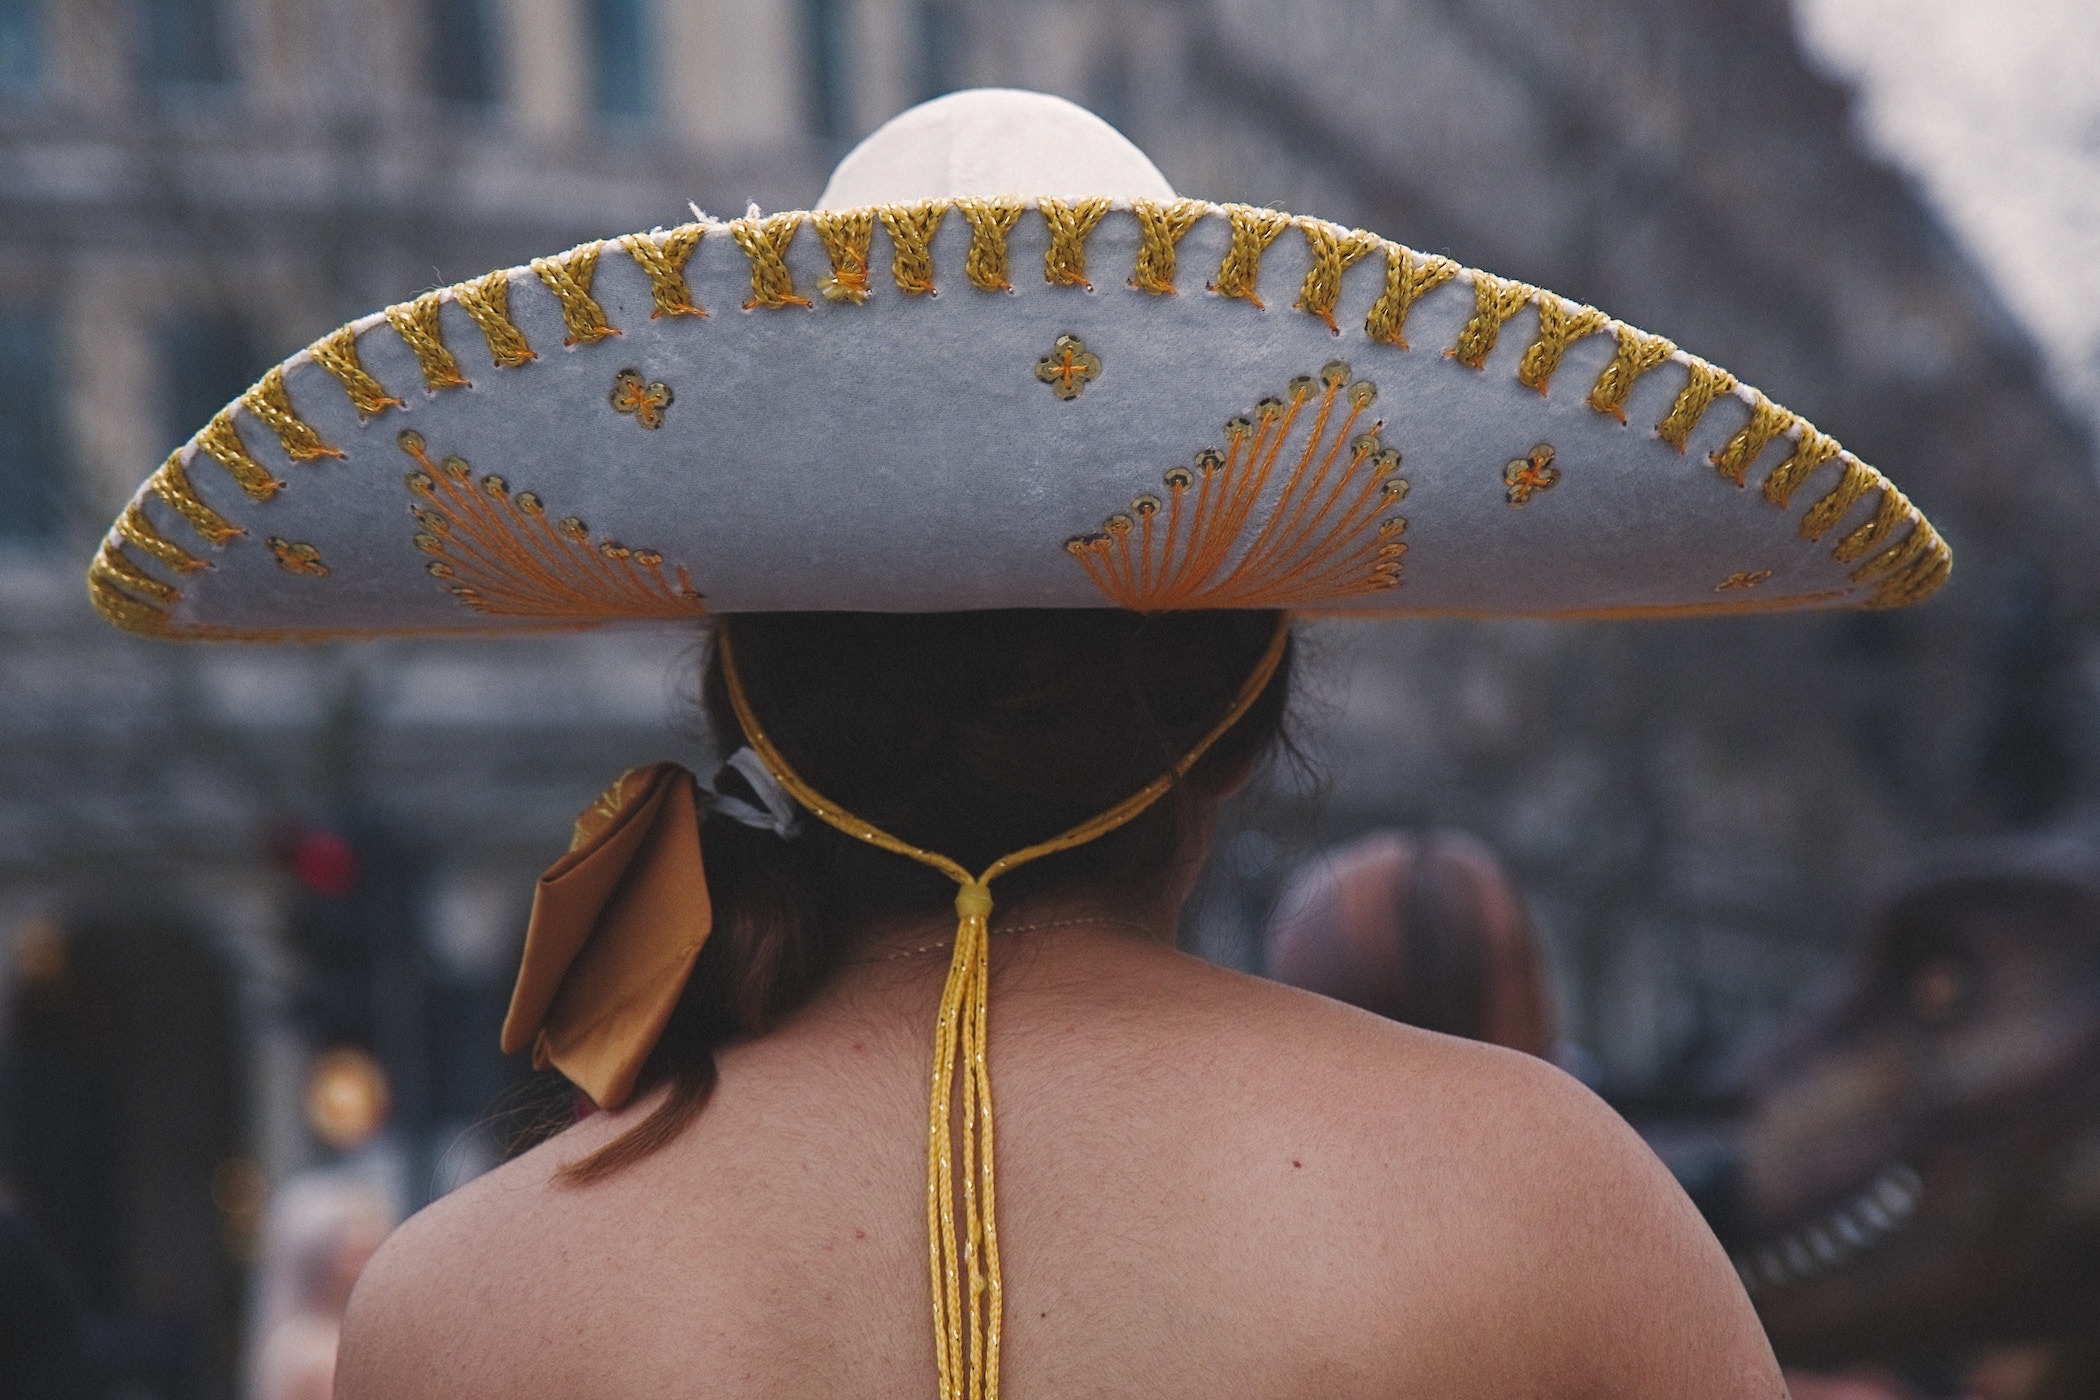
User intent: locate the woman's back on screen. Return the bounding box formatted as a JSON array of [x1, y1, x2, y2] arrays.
[[340, 922, 1780, 1400]]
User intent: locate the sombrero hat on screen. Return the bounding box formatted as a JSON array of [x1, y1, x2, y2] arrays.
[[90, 89, 1952, 1400], [89, 89, 1946, 641]]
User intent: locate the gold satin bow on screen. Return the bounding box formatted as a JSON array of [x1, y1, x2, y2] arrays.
[[500, 761, 713, 1110]]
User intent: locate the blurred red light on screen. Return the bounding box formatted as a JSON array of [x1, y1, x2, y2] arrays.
[[292, 830, 358, 898]]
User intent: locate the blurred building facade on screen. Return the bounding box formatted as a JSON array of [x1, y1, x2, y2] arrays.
[[0, 0, 2093, 1393]]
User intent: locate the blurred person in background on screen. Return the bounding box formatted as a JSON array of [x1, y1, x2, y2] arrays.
[[1261, 829, 1556, 1058], [247, 1175, 395, 1400]]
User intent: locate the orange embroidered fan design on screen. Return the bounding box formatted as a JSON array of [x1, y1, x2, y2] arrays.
[[397, 430, 705, 621], [1067, 360, 1409, 609]]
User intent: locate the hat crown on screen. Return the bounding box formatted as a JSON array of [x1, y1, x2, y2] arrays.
[[815, 88, 1176, 209]]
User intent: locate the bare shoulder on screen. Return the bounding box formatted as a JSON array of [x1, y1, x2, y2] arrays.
[[1144, 960, 1786, 1399], [335, 1116, 630, 1400]]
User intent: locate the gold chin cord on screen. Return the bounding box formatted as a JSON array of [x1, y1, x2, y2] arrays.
[[715, 615, 1290, 1400]]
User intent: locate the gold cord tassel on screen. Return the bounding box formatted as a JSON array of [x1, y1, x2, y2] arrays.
[[717, 618, 1289, 1400]]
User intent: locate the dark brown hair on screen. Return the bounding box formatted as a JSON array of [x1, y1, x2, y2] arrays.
[[549, 608, 1294, 1182]]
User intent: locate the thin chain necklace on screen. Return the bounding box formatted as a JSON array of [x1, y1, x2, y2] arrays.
[[856, 914, 1158, 963]]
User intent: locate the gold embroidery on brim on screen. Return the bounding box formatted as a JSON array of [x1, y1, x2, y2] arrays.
[[1068, 361, 1406, 608], [1655, 357, 1737, 450], [196, 411, 284, 501], [384, 292, 471, 391], [730, 212, 812, 309], [1852, 510, 1951, 609], [955, 197, 1026, 293], [619, 225, 708, 318], [1585, 326, 1676, 421], [1129, 198, 1206, 295], [812, 208, 877, 304], [1716, 569, 1773, 591], [1797, 453, 1876, 540], [242, 366, 343, 463], [1710, 393, 1795, 487], [1447, 273, 1536, 370], [1040, 196, 1113, 290], [91, 538, 178, 607], [878, 200, 947, 296], [1761, 426, 1842, 511], [88, 540, 175, 633], [397, 429, 707, 621], [1295, 221, 1383, 333], [1831, 481, 1911, 564], [149, 454, 244, 545], [268, 538, 328, 576], [1516, 297, 1609, 394], [117, 500, 206, 573], [532, 243, 620, 345], [1209, 205, 1292, 308], [452, 270, 538, 367], [307, 325, 405, 418], [1364, 244, 1460, 349]]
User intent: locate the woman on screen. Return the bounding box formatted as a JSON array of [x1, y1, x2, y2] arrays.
[[89, 87, 1944, 1400]]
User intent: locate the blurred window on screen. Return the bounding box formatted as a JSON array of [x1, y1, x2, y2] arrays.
[[803, 0, 848, 142], [589, 0, 651, 119], [134, 0, 233, 91], [0, 0, 41, 96], [158, 314, 264, 455], [918, 0, 965, 100], [0, 312, 65, 544], [428, 0, 498, 107]]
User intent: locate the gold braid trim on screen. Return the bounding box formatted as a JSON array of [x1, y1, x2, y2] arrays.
[[1364, 244, 1459, 349], [149, 454, 243, 545], [116, 500, 206, 573], [1129, 198, 1206, 295], [1853, 509, 1951, 609], [1710, 393, 1795, 487], [1209, 204, 1292, 308], [88, 541, 175, 635], [1040, 196, 1113, 290], [716, 614, 1290, 1400], [195, 411, 283, 501], [730, 212, 812, 309], [307, 325, 404, 418], [1798, 454, 1878, 542], [452, 270, 538, 367], [955, 197, 1026, 293], [619, 225, 709, 318], [812, 208, 877, 304], [531, 244, 620, 346], [241, 366, 343, 462], [1832, 482, 1911, 564], [1295, 220, 1383, 333], [1447, 272, 1536, 371], [1762, 426, 1842, 511], [1655, 356, 1737, 450], [1516, 295, 1610, 394], [91, 539, 178, 607], [384, 293, 470, 391], [1585, 326, 1676, 421], [878, 200, 948, 296]]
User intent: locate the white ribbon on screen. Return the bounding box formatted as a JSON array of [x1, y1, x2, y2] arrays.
[[701, 746, 804, 839]]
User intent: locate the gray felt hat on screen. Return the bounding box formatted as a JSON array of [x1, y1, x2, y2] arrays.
[[89, 89, 1949, 640]]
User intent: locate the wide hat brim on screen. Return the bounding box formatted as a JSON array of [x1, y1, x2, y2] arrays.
[[90, 97, 1948, 640]]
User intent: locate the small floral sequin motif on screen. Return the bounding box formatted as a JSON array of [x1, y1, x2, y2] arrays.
[[267, 538, 329, 577], [1035, 335, 1101, 401], [609, 368, 673, 428], [1503, 444, 1560, 506]]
